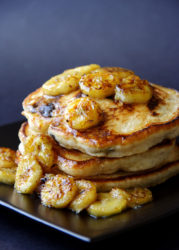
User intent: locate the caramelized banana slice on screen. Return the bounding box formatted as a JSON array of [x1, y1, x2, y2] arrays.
[[15, 155, 43, 194], [24, 135, 55, 172], [42, 64, 100, 96], [0, 148, 16, 168], [110, 187, 130, 200], [87, 188, 127, 218], [69, 180, 97, 213], [115, 75, 152, 104], [0, 168, 16, 185], [35, 173, 55, 195], [127, 187, 153, 208], [41, 174, 77, 208], [42, 73, 80, 96], [0, 147, 17, 185], [64, 97, 103, 131], [79, 72, 119, 99], [111, 187, 152, 208]]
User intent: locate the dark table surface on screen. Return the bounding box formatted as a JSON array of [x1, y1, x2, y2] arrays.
[[0, 0, 179, 249]]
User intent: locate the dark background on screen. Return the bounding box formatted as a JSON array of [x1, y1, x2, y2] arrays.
[[0, 0, 179, 125], [0, 0, 179, 249]]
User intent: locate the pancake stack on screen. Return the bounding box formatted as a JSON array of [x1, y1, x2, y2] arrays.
[[18, 64, 179, 193]]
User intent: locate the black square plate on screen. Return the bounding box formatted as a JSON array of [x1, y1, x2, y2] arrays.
[[0, 121, 179, 242]]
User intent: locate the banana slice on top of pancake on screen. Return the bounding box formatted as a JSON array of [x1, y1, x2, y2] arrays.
[[115, 75, 153, 104], [79, 67, 135, 99], [42, 64, 100, 96], [64, 97, 103, 131]]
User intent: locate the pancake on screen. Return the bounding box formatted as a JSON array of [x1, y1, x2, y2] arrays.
[[90, 161, 179, 191], [18, 122, 179, 177], [23, 79, 179, 157], [57, 140, 179, 177]]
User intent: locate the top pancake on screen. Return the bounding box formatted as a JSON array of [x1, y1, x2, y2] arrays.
[[22, 67, 179, 157]]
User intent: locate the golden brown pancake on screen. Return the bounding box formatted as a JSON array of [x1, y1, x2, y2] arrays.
[[90, 161, 179, 192], [22, 80, 179, 157]]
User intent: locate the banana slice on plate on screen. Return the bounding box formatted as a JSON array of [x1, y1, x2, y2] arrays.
[[0, 147, 17, 185], [87, 188, 128, 218], [15, 155, 43, 194], [41, 174, 77, 208], [0, 168, 17, 185], [115, 75, 153, 104], [69, 180, 97, 213], [0, 147, 16, 168], [111, 187, 152, 208], [64, 97, 103, 131], [127, 187, 153, 208]]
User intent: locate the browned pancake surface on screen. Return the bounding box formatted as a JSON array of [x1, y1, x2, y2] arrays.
[[22, 70, 179, 157]]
